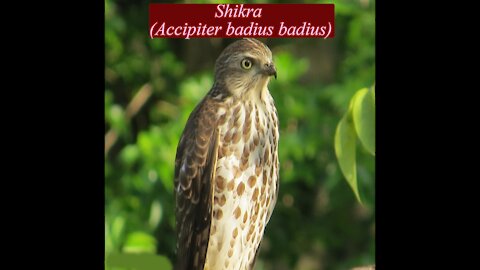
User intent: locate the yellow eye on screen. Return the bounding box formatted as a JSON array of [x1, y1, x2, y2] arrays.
[[241, 59, 252, 70]]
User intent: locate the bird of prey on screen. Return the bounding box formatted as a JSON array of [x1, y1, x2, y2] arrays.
[[174, 38, 279, 270]]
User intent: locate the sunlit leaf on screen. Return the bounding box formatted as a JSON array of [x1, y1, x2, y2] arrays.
[[105, 222, 113, 254], [334, 111, 362, 204], [105, 216, 125, 253], [123, 232, 157, 254], [109, 104, 127, 135], [148, 200, 163, 230], [137, 131, 154, 159], [352, 88, 375, 155], [120, 145, 140, 166]]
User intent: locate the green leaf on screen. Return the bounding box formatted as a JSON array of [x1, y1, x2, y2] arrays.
[[120, 144, 140, 166], [110, 216, 125, 251], [148, 200, 163, 230], [123, 232, 157, 254], [106, 253, 172, 270], [105, 222, 113, 254], [109, 104, 127, 135], [352, 88, 376, 155], [334, 111, 362, 204]]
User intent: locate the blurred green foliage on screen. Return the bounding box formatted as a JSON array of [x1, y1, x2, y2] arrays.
[[105, 0, 375, 269]]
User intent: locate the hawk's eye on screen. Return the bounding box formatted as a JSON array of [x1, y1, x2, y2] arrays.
[[241, 59, 252, 70]]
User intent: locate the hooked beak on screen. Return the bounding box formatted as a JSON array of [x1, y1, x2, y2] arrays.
[[264, 62, 277, 79]]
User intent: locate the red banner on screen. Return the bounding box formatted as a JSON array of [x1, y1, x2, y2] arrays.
[[149, 4, 334, 39]]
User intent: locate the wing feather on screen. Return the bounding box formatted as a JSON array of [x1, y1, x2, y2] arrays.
[[174, 97, 219, 270]]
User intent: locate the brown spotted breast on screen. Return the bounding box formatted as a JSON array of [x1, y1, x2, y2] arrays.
[[204, 91, 279, 270]]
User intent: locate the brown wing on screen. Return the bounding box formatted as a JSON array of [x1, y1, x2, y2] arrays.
[[174, 97, 219, 270]]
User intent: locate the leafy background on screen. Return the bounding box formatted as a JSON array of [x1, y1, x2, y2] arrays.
[[105, 0, 375, 269]]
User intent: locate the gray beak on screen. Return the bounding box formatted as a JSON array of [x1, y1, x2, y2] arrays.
[[264, 62, 277, 79]]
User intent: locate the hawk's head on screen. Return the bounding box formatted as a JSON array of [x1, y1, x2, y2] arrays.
[[214, 38, 276, 98]]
